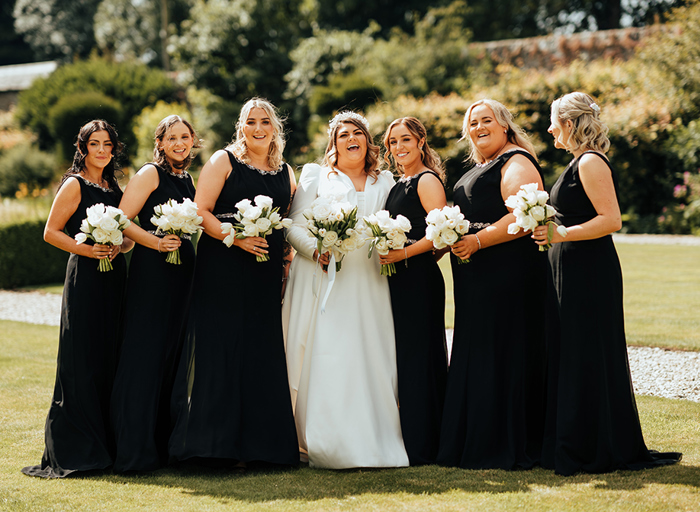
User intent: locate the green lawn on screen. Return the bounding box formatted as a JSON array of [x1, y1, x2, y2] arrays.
[[1, 316, 699, 511], [439, 243, 700, 351]]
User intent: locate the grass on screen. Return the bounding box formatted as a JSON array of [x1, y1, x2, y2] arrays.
[[438, 242, 700, 351], [0, 197, 52, 227], [1, 313, 699, 511]]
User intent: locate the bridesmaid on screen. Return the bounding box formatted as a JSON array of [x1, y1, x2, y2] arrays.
[[110, 115, 200, 472], [22, 120, 131, 478], [437, 99, 547, 470], [380, 117, 448, 465], [169, 98, 299, 468], [534, 92, 682, 475]]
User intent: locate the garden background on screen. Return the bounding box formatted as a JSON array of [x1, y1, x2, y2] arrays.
[[0, 2, 699, 510]]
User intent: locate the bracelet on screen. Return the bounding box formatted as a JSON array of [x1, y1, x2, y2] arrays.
[[474, 233, 482, 250], [157, 239, 162, 253], [404, 247, 408, 268]]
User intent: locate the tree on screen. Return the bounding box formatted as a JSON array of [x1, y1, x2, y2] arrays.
[[171, 0, 309, 106], [13, 0, 99, 60], [94, 0, 193, 69], [0, 1, 35, 65]]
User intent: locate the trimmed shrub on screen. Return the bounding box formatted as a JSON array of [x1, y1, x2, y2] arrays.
[[0, 143, 58, 197], [132, 101, 193, 169], [48, 92, 123, 161], [0, 220, 68, 288]]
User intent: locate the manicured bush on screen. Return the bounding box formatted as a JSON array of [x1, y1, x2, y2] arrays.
[[47, 92, 123, 161], [132, 100, 193, 169], [0, 220, 68, 288], [0, 143, 58, 198]]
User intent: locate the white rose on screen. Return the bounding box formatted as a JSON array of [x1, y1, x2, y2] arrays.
[[536, 190, 549, 206], [256, 217, 272, 233], [243, 224, 259, 237], [312, 203, 332, 221], [97, 215, 119, 232], [322, 230, 338, 247], [530, 205, 546, 222], [340, 237, 357, 252], [425, 208, 443, 225], [456, 220, 471, 235], [425, 224, 439, 243], [391, 232, 407, 247], [169, 215, 187, 230], [395, 215, 411, 232], [375, 239, 390, 255], [440, 229, 459, 246], [520, 215, 538, 232], [182, 198, 199, 217], [80, 219, 91, 233], [86, 204, 105, 225], [521, 183, 539, 195], [243, 206, 263, 221], [444, 206, 462, 221], [254, 195, 273, 209], [92, 227, 110, 243], [269, 211, 281, 224], [235, 199, 252, 213], [109, 230, 123, 245], [220, 222, 234, 235]]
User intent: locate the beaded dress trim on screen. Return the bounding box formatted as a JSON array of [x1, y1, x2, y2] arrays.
[[147, 230, 192, 240], [234, 155, 285, 176], [77, 175, 112, 192]]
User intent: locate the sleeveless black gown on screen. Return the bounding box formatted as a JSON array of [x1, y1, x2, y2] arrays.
[[22, 176, 127, 478], [169, 151, 299, 467], [110, 164, 196, 472], [437, 150, 547, 470], [385, 171, 448, 465], [541, 151, 682, 475]]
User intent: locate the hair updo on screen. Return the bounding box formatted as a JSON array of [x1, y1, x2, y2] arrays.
[[551, 92, 610, 154]]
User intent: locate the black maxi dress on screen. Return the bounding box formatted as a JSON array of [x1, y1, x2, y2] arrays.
[[22, 176, 127, 478], [437, 150, 547, 470], [541, 151, 682, 475], [110, 164, 196, 472], [385, 171, 448, 465], [169, 151, 299, 467]]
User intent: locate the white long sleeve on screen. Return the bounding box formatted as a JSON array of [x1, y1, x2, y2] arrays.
[[285, 163, 324, 260]]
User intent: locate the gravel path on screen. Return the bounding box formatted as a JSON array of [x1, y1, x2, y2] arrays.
[[2, 289, 698, 403]]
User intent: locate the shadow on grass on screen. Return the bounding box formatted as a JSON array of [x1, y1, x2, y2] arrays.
[[85, 462, 700, 504]]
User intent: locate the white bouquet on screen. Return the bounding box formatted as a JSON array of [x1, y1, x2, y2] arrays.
[[150, 198, 204, 264], [303, 196, 361, 272], [505, 183, 568, 251], [425, 205, 471, 264], [74, 203, 131, 272], [220, 195, 292, 262], [361, 210, 412, 276]]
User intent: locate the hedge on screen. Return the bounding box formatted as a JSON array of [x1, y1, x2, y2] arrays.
[[0, 220, 68, 288]]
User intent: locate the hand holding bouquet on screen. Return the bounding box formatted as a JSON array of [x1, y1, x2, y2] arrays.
[[425, 205, 471, 264], [74, 203, 131, 272], [303, 196, 361, 272], [361, 210, 412, 276], [505, 183, 568, 251], [220, 195, 292, 262], [151, 198, 204, 264]]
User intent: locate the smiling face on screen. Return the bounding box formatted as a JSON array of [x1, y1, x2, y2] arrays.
[[243, 107, 275, 152], [335, 122, 368, 168], [468, 104, 508, 161], [84, 130, 113, 173], [387, 123, 424, 172], [160, 121, 194, 166]]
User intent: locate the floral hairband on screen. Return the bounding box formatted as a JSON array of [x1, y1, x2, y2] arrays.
[[327, 111, 370, 136]]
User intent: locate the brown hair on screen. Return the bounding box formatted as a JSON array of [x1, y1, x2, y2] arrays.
[[382, 117, 445, 183], [153, 115, 202, 172], [323, 111, 380, 182]]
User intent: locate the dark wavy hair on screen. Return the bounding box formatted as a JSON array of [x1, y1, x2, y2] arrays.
[[61, 119, 124, 195], [382, 117, 445, 183], [152, 115, 202, 172]]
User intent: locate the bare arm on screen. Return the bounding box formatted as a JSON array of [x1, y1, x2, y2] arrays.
[[44, 177, 113, 260], [534, 152, 621, 245], [452, 153, 544, 260]]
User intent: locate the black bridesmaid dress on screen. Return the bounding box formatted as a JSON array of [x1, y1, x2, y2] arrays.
[[110, 164, 196, 472], [541, 151, 681, 475], [169, 151, 299, 467], [22, 176, 127, 478], [437, 149, 547, 470], [385, 171, 448, 465]]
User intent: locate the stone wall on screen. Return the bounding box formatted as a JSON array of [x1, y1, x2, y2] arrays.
[[470, 25, 670, 69]]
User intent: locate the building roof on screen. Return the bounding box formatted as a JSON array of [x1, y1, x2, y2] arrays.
[[0, 61, 58, 92]]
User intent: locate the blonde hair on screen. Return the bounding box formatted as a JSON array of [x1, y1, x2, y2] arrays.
[[382, 117, 445, 183], [229, 98, 286, 170], [323, 111, 380, 182], [551, 92, 610, 154], [462, 99, 537, 164]]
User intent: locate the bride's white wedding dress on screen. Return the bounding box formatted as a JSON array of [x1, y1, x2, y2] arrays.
[[283, 163, 408, 469]]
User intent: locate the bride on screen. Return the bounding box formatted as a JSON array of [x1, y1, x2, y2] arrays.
[[283, 111, 409, 469]]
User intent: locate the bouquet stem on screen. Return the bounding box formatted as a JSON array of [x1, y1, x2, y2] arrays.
[[457, 256, 470, 265], [256, 254, 270, 262], [98, 256, 113, 272], [381, 262, 396, 276], [166, 248, 181, 265]]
